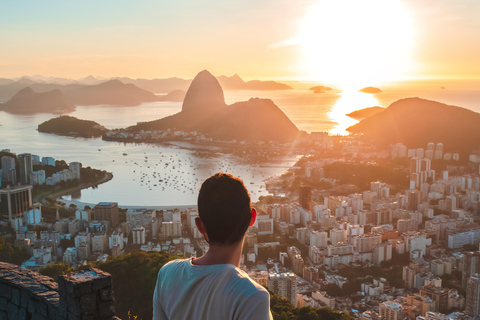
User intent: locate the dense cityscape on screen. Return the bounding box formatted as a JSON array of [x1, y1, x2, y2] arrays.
[[2, 131, 480, 320]]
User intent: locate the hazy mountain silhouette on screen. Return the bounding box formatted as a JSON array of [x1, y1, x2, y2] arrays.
[[16, 77, 38, 85], [114, 77, 191, 93], [78, 75, 102, 85], [182, 70, 226, 114], [309, 86, 333, 92], [129, 70, 299, 141], [0, 81, 83, 100], [347, 97, 480, 154], [116, 74, 292, 93], [359, 87, 382, 94], [63, 79, 159, 106], [216, 74, 245, 89], [38, 115, 107, 137], [217, 74, 293, 90], [0, 78, 15, 86], [157, 90, 186, 102], [346, 106, 384, 120], [0, 87, 75, 114]]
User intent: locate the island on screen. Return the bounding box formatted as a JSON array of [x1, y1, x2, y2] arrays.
[[359, 86, 382, 94], [346, 106, 385, 120], [309, 86, 334, 93], [38, 115, 108, 137]]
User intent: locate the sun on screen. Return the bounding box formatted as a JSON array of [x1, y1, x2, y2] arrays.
[[298, 0, 414, 89]]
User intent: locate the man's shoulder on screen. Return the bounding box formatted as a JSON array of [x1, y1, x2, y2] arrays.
[[159, 259, 190, 274], [227, 268, 270, 297]]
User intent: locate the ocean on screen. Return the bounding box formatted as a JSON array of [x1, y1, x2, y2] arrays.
[[1, 80, 479, 206]]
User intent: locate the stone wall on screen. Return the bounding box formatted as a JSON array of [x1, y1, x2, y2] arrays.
[[0, 262, 121, 320]]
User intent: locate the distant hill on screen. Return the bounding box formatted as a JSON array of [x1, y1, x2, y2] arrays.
[[63, 79, 159, 106], [0, 87, 75, 114], [217, 74, 292, 90], [359, 86, 382, 94], [157, 90, 186, 102], [309, 85, 333, 92], [346, 106, 384, 120], [115, 77, 192, 94], [38, 115, 107, 137], [243, 79, 292, 90], [130, 70, 299, 142], [347, 97, 480, 154], [0, 81, 84, 100], [78, 75, 102, 85], [0, 78, 14, 86]]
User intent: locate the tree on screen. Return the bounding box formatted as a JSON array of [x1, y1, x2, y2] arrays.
[[0, 236, 31, 265], [39, 264, 72, 281]]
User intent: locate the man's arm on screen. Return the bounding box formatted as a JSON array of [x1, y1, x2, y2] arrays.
[[152, 270, 168, 320], [235, 290, 273, 320]]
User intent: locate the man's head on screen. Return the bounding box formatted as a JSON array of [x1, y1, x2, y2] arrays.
[[197, 173, 254, 246]]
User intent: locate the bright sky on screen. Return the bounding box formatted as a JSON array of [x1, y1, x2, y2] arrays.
[[1, 0, 479, 83]]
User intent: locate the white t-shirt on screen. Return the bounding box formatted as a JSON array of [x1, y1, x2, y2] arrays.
[[153, 259, 273, 320]]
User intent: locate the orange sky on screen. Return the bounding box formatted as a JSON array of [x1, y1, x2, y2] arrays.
[[1, 0, 479, 83]]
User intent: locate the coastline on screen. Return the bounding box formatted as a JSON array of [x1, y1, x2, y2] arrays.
[[33, 172, 114, 205]]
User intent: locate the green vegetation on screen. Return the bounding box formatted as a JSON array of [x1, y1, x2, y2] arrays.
[[39, 264, 72, 281], [324, 162, 409, 191], [0, 225, 31, 265], [270, 294, 354, 320], [96, 251, 180, 320], [37, 115, 107, 137], [334, 263, 404, 291]]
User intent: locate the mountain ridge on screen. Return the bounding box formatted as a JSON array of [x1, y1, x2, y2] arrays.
[[0, 87, 75, 114], [347, 97, 480, 154], [129, 70, 300, 142]]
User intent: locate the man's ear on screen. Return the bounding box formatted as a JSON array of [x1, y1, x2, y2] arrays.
[[195, 217, 210, 243], [249, 208, 257, 227], [195, 216, 207, 234]]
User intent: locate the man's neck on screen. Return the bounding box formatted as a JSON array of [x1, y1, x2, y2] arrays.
[[192, 240, 244, 267]]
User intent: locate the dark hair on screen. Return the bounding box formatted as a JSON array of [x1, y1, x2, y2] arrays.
[[197, 173, 251, 245]]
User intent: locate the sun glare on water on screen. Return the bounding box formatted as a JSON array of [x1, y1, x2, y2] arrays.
[[299, 0, 414, 90]]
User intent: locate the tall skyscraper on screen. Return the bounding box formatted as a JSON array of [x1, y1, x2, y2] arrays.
[[299, 186, 311, 210], [0, 185, 33, 221], [466, 274, 480, 317], [69, 162, 82, 180], [268, 273, 297, 306], [461, 251, 480, 288], [1, 156, 16, 183], [93, 202, 119, 227], [18, 153, 33, 185]]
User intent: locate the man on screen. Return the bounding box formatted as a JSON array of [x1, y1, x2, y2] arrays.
[[153, 173, 273, 320]]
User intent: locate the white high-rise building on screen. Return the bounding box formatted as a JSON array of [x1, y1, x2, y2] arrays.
[[24, 206, 42, 225], [379, 301, 403, 320], [160, 221, 182, 238], [268, 273, 297, 306], [132, 226, 146, 245], [69, 162, 82, 180], [466, 274, 480, 317], [310, 231, 328, 248]]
